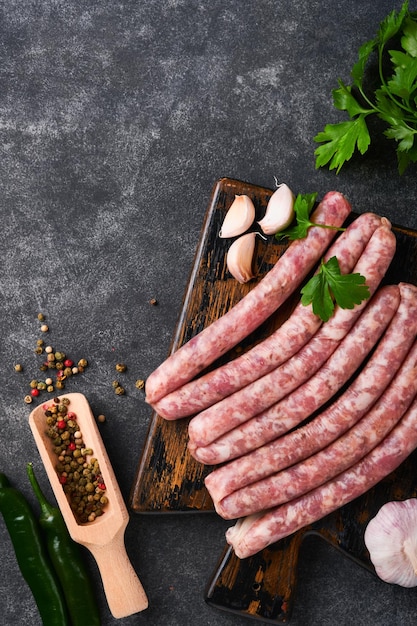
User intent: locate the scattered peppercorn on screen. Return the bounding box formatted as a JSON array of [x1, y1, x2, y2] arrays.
[[149, 298, 158, 305], [97, 414, 106, 423], [114, 386, 125, 396], [20, 315, 90, 403], [24, 395, 33, 404], [31, 389, 40, 397], [135, 379, 145, 390], [115, 363, 127, 373]]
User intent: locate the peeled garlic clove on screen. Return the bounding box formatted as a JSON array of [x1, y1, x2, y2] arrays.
[[364, 498, 417, 588], [226, 232, 256, 283], [258, 183, 295, 235], [219, 195, 256, 238]]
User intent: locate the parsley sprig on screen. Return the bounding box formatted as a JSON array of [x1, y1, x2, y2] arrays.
[[301, 257, 370, 322], [314, 0, 417, 174], [275, 192, 369, 321], [276, 192, 346, 241]]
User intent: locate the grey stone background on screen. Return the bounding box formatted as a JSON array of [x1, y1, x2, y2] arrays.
[[0, 1, 416, 625]]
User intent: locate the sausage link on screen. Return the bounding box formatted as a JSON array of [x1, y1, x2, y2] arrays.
[[226, 390, 417, 559], [190, 224, 396, 453], [192, 282, 397, 463], [154, 213, 382, 419], [145, 191, 351, 405], [216, 335, 417, 519], [204, 282, 417, 504]]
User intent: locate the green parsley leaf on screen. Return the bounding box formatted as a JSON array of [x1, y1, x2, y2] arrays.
[[332, 80, 370, 117], [387, 50, 417, 99], [275, 192, 318, 240], [300, 272, 335, 323], [314, 0, 417, 174], [351, 39, 377, 87], [314, 116, 371, 173], [300, 256, 371, 322], [401, 15, 417, 57], [377, 0, 409, 46], [276, 192, 347, 241]]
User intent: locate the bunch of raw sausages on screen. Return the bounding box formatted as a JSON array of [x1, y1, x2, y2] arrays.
[[146, 191, 417, 559]]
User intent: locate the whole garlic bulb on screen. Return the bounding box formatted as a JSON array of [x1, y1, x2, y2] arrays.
[[258, 183, 295, 235], [219, 195, 256, 238], [364, 498, 417, 588], [226, 232, 256, 283]]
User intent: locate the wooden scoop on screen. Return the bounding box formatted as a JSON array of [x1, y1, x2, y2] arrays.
[[29, 392, 148, 618]]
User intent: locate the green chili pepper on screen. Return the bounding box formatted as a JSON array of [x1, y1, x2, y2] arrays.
[[0, 472, 70, 626], [27, 463, 101, 626]]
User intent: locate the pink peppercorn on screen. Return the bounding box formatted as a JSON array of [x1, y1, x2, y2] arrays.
[[57, 419, 66, 429], [59, 475, 67, 484], [30, 388, 40, 397], [64, 359, 74, 368], [68, 442, 76, 451]]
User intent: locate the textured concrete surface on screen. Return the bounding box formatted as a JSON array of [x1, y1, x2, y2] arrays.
[[0, 1, 416, 625]]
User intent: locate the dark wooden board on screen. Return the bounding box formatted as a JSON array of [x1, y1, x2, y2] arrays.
[[130, 177, 299, 513], [130, 177, 417, 623]]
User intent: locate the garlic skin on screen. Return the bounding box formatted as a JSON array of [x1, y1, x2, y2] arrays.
[[258, 183, 295, 235], [364, 499, 417, 588], [219, 195, 256, 238], [226, 232, 256, 283]]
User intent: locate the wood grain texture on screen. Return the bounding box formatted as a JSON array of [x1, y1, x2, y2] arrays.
[[130, 177, 296, 513]]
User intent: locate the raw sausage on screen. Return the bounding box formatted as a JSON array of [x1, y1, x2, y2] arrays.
[[191, 282, 397, 464], [215, 335, 417, 519], [204, 282, 417, 504], [153, 213, 382, 419], [225, 390, 417, 559], [188, 221, 395, 447], [190, 224, 397, 456], [145, 191, 351, 405]]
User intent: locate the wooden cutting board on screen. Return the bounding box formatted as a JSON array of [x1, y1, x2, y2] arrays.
[[130, 177, 417, 623]]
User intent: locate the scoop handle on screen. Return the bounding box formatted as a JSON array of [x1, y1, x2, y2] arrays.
[[87, 528, 148, 618]]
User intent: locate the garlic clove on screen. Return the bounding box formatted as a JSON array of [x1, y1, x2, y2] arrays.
[[364, 498, 417, 588], [226, 232, 257, 283], [258, 183, 295, 235], [219, 195, 256, 238]]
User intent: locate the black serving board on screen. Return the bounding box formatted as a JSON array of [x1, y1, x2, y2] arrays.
[[130, 177, 417, 623]]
